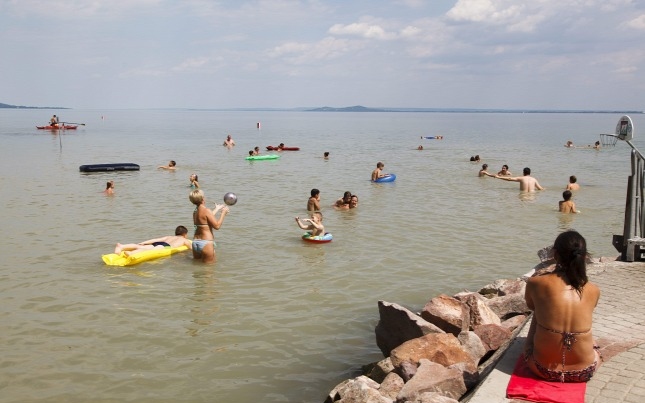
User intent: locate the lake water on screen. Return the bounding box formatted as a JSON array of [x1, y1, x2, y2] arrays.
[[1, 109, 643, 402]]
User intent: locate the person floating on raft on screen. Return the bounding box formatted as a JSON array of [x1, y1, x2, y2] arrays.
[[296, 212, 332, 242], [113, 225, 193, 257]]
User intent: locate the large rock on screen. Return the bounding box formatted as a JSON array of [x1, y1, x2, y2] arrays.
[[390, 333, 475, 370], [396, 359, 467, 402], [455, 292, 501, 327], [400, 392, 460, 403], [379, 372, 404, 400], [457, 331, 487, 365], [473, 324, 512, 352], [375, 301, 444, 357], [420, 294, 470, 336], [501, 314, 528, 332], [364, 357, 395, 383], [447, 360, 480, 390], [485, 293, 530, 320], [325, 376, 391, 403]]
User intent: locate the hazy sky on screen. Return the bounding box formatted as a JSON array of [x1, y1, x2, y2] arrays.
[[1, 0, 644, 110]]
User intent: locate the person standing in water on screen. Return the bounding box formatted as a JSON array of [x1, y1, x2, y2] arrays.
[[189, 189, 229, 264], [494, 167, 545, 192]]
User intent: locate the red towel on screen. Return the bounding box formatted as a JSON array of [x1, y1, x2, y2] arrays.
[[506, 356, 586, 403]]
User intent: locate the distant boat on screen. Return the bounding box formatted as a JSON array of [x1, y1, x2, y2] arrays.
[[37, 125, 78, 130]]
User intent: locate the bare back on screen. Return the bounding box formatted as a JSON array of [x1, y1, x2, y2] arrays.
[[526, 272, 600, 370]]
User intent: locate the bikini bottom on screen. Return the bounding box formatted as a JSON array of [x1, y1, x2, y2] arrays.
[[193, 239, 215, 255]]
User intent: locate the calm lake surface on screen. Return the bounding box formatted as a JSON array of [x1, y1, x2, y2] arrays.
[[1, 109, 643, 402]]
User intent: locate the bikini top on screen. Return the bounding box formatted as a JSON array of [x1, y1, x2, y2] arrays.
[[193, 206, 209, 229]]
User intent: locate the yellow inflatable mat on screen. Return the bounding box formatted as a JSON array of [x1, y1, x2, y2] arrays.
[[102, 245, 189, 266]]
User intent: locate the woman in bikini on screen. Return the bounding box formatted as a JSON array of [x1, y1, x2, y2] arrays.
[[189, 189, 229, 263], [524, 230, 601, 382]]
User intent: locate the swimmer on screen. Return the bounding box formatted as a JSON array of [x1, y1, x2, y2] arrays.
[[307, 188, 321, 212], [371, 162, 385, 181], [103, 181, 115, 196], [559, 190, 579, 213], [566, 175, 580, 191], [494, 167, 544, 192], [497, 165, 512, 176], [158, 160, 176, 170], [114, 226, 193, 257]]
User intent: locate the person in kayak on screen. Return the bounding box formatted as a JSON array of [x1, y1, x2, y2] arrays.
[[50, 115, 59, 127]]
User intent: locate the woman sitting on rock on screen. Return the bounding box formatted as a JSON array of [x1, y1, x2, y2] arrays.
[[523, 230, 601, 382]]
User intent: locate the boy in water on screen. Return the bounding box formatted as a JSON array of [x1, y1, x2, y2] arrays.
[[295, 212, 324, 237], [158, 160, 176, 170], [307, 189, 321, 212], [566, 175, 580, 191], [114, 226, 193, 256], [371, 162, 385, 181], [559, 190, 578, 213]]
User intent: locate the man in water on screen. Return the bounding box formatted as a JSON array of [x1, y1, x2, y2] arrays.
[[223, 135, 235, 147], [494, 167, 544, 192]]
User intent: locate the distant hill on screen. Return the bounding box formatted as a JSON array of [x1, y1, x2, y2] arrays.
[[0, 102, 69, 109], [307, 105, 387, 112], [306, 105, 643, 114]]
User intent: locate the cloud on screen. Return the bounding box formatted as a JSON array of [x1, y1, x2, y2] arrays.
[[172, 57, 210, 72], [627, 14, 645, 30], [268, 37, 355, 65], [329, 22, 397, 40], [2, 0, 164, 19], [118, 67, 167, 78]]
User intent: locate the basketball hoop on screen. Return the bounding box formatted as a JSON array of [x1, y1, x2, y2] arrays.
[[600, 133, 619, 147]]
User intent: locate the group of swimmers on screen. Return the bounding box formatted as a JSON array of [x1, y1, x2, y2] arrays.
[[476, 159, 582, 213], [565, 140, 601, 149]]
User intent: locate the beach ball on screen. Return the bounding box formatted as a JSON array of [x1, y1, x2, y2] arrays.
[[223, 192, 238, 206]]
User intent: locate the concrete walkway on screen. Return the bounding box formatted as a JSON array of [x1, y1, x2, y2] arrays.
[[467, 260, 645, 403]]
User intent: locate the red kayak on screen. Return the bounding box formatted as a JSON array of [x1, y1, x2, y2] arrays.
[[37, 125, 78, 130], [266, 145, 300, 151]]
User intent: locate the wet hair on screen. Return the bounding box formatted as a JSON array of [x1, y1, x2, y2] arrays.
[[106, 181, 114, 189], [254, 146, 260, 151], [249, 150, 254, 156], [523, 167, 531, 175], [377, 162, 384, 168], [502, 164, 509, 170], [175, 225, 188, 236], [482, 164, 488, 169], [189, 189, 204, 205], [324, 151, 329, 156], [562, 190, 572, 201], [310, 188, 320, 197], [342, 191, 352, 201], [553, 230, 588, 295], [350, 195, 358, 203], [169, 160, 176, 167], [570, 175, 577, 183]]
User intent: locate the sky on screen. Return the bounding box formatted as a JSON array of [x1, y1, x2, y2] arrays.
[[1, 0, 644, 110]]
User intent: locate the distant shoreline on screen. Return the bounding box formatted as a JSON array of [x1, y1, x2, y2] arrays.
[[1, 102, 641, 114]]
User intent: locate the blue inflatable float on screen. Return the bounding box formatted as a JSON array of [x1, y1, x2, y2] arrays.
[[373, 174, 396, 183]]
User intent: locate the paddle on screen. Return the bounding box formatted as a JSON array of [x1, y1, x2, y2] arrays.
[[61, 122, 86, 126]]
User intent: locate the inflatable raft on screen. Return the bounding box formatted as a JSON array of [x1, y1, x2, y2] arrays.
[[102, 245, 189, 266], [302, 232, 333, 243], [373, 174, 396, 183], [245, 154, 280, 161], [79, 163, 140, 172], [266, 146, 300, 151]]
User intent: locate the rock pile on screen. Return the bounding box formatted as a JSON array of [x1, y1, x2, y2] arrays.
[[324, 278, 531, 403]]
